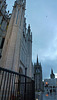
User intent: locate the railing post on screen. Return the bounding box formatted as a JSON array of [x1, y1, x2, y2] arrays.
[[34, 74, 35, 100], [24, 67, 27, 100], [34, 74, 35, 80]]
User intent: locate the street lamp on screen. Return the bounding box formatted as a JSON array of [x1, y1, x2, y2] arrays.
[[25, 67, 27, 76]]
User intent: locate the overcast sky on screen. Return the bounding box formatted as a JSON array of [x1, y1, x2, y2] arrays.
[[6, 0, 57, 79]]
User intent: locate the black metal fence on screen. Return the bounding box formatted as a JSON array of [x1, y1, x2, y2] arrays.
[[0, 67, 35, 100]]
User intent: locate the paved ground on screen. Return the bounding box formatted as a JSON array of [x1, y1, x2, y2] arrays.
[[35, 92, 57, 100]]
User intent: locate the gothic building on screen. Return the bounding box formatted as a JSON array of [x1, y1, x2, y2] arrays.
[[34, 56, 42, 91], [50, 69, 55, 79], [0, 0, 33, 78], [0, 0, 10, 58]]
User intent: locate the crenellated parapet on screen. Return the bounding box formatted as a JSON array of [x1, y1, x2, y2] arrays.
[[14, 0, 26, 10]]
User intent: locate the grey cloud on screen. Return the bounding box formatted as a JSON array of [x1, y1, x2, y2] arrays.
[[42, 57, 57, 79]]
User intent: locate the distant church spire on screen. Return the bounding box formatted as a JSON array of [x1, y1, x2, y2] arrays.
[[50, 68, 55, 79], [37, 55, 38, 64], [51, 68, 53, 74]]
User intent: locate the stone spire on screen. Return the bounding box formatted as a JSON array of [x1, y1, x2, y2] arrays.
[[50, 69, 55, 79], [28, 24, 30, 34], [37, 55, 38, 64], [51, 69, 53, 74]]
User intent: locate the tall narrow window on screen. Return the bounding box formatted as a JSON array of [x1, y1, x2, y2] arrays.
[[16, 9, 19, 24], [0, 38, 5, 49], [20, 10, 23, 26]]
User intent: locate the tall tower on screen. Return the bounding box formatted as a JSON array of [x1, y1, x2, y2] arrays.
[[27, 25, 32, 77], [0, 0, 26, 72], [34, 56, 42, 91]]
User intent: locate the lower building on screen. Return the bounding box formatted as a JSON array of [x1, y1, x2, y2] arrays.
[[44, 69, 57, 94], [44, 78, 57, 94]]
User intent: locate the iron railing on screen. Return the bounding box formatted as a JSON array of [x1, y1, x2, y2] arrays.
[[0, 67, 35, 100]]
